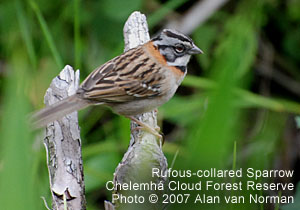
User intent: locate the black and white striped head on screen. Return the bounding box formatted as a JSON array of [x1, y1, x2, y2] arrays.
[[152, 29, 203, 70]]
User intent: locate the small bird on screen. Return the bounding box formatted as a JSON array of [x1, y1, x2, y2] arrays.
[[32, 29, 203, 137]]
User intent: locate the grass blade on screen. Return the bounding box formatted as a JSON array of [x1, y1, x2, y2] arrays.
[[183, 75, 300, 114], [0, 51, 37, 210], [74, 0, 81, 69], [28, 0, 63, 69], [15, 0, 37, 69]]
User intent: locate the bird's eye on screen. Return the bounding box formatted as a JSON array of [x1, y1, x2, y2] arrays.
[[174, 44, 185, 53]]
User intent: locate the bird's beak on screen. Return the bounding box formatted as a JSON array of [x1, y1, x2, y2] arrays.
[[189, 44, 203, 55]]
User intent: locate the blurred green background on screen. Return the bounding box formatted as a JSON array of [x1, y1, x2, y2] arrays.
[[0, 0, 299, 209]]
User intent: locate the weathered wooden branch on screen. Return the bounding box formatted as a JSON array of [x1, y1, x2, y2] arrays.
[[105, 11, 168, 210], [44, 65, 86, 210], [42, 11, 167, 210]]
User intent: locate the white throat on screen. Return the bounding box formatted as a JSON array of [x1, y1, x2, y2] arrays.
[[167, 54, 191, 66]]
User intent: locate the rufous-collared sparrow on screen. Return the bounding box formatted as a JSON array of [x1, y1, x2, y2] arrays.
[[32, 29, 203, 137]]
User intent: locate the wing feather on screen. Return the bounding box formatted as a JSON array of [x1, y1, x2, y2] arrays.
[[78, 45, 166, 103]]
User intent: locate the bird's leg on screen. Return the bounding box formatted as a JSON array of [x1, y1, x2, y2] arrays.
[[128, 116, 162, 139], [153, 109, 161, 132]]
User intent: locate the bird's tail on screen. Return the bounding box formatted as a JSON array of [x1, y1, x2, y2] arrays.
[[31, 95, 90, 128]]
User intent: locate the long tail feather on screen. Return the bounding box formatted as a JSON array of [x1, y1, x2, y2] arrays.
[[31, 95, 90, 128]]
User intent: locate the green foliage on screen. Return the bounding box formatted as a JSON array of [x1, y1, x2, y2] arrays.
[[74, 0, 81, 69], [15, 0, 37, 69], [0, 46, 42, 209], [184, 0, 264, 169], [0, 0, 299, 209], [29, 0, 63, 69], [101, 0, 143, 21], [192, 24, 218, 70], [84, 152, 120, 192], [148, 0, 187, 28], [182, 75, 300, 114]]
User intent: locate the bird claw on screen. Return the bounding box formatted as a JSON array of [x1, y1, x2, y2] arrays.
[[128, 116, 163, 140], [132, 126, 162, 139]]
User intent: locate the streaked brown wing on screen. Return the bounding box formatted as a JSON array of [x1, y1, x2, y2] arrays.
[[78, 45, 165, 103]]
